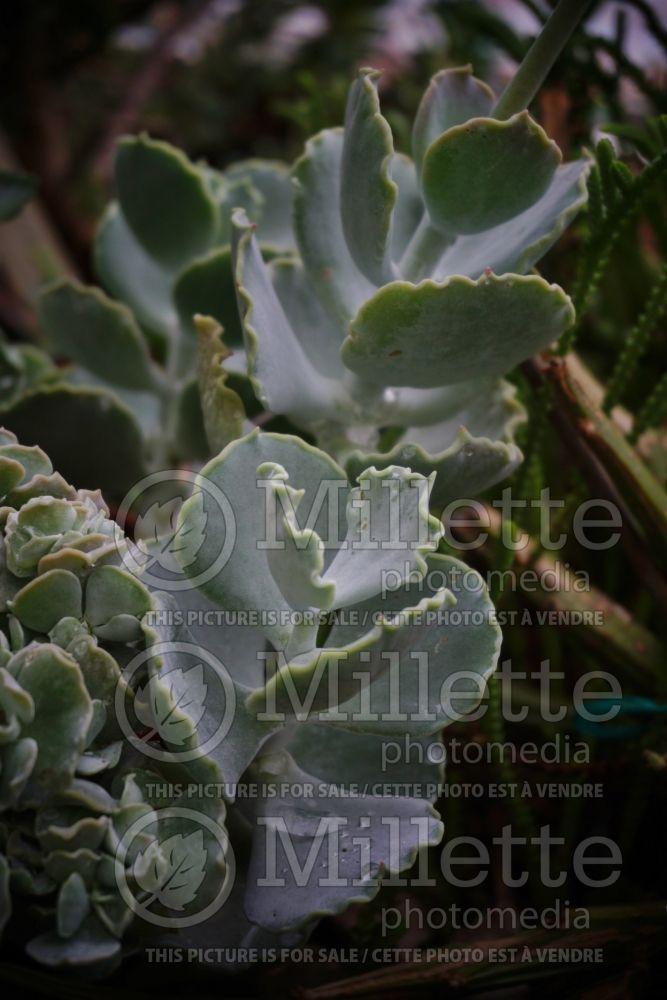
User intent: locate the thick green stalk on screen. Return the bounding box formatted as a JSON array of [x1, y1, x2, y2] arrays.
[[399, 216, 452, 282], [492, 0, 592, 120]]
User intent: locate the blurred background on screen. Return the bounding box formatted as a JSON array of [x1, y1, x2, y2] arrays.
[[0, 1, 665, 286]]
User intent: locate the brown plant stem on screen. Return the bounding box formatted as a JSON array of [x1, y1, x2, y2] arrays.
[[522, 355, 667, 619]]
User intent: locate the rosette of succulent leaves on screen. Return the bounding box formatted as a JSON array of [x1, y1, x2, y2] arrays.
[[0, 426, 500, 971], [0, 428, 230, 972], [3, 62, 588, 507], [228, 62, 589, 511]]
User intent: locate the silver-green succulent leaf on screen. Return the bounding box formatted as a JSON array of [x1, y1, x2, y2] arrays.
[[139, 429, 501, 932]]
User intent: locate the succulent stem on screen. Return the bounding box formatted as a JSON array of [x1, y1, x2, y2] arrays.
[[399, 216, 452, 282], [492, 0, 592, 121]]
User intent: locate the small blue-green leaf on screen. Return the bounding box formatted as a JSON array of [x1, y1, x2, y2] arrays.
[[0, 738, 37, 808], [0, 456, 25, 500], [436, 158, 591, 279], [0, 384, 146, 501], [39, 280, 158, 390], [413, 66, 494, 175], [10, 644, 92, 803], [76, 741, 122, 775], [26, 916, 121, 970], [0, 442, 52, 483], [85, 566, 152, 629], [233, 210, 347, 422], [341, 69, 397, 284], [0, 665, 34, 723], [35, 809, 110, 853], [115, 135, 218, 269], [224, 159, 295, 250], [341, 273, 574, 387], [422, 111, 561, 235], [173, 247, 243, 349], [293, 129, 376, 326], [11, 571, 83, 633], [57, 872, 90, 938], [94, 203, 178, 345]]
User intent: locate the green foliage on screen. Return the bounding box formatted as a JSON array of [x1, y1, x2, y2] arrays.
[[0, 428, 161, 970], [0, 137, 292, 500], [0, 55, 589, 507], [221, 64, 589, 515], [560, 119, 667, 355], [562, 116, 667, 446], [3, 4, 667, 991], [0, 425, 503, 969], [0, 139, 298, 496]]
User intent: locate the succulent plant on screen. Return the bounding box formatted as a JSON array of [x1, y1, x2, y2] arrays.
[[0, 429, 227, 971], [0, 426, 501, 969], [0, 0, 617, 978], [0, 335, 57, 415], [0, 147, 294, 499], [138, 427, 500, 939], [226, 63, 590, 513], [2, 4, 589, 507]]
